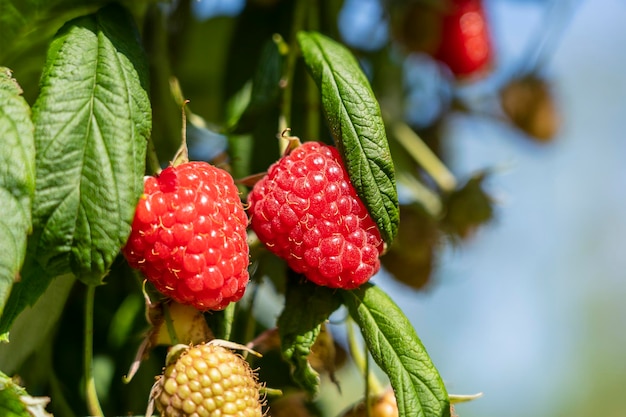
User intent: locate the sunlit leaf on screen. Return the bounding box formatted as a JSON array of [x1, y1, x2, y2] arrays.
[[297, 31, 399, 245], [342, 284, 450, 417], [31, 4, 151, 284], [277, 279, 341, 397]]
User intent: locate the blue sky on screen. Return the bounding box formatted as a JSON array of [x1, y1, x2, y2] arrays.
[[377, 1, 626, 416]]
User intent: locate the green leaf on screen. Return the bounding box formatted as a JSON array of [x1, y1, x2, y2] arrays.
[[0, 0, 155, 64], [342, 284, 450, 417], [229, 35, 287, 133], [0, 257, 53, 341], [297, 31, 399, 245], [31, 4, 151, 284], [0, 68, 35, 319], [277, 279, 342, 397], [0, 371, 52, 417], [0, 1, 107, 64], [0, 273, 75, 370]]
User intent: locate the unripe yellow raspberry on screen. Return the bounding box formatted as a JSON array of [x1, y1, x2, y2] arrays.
[[154, 342, 263, 417]]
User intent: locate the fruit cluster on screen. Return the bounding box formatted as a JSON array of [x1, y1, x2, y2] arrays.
[[124, 141, 384, 416], [124, 140, 383, 307]]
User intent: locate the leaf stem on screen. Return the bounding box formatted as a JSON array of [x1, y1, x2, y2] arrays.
[[171, 100, 191, 166], [346, 317, 384, 397], [221, 302, 235, 341], [364, 345, 372, 417], [278, 0, 309, 152], [84, 284, 104, 417], [390, 121, 457, 193]]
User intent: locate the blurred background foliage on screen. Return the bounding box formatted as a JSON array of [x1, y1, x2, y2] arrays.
[[2, 0, 625, 416]]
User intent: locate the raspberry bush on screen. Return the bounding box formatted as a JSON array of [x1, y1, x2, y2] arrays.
[[0, 0, 562, 416]]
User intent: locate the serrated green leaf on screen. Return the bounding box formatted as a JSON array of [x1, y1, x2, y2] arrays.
[[31, 4, 151, 284], [342, 284, 450, 417], [297, 31, 399, 245], [0, 68, 35, 319], [0, 371, 52, 417], [277, 280, 342, 397]]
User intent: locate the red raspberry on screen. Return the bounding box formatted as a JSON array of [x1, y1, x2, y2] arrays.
[[123, 162, 249, 311], [247, 142, 383, 289], [433, 0, 493, 78]]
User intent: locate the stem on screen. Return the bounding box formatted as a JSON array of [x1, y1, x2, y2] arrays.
[[171, 100, 191, 166], [346, 318, 384, 396], [307, 0, 320, 29], [364, 346, 371, 417], [163, 303, 180, 345], [391, 121, 457, 193], [84, 284, 104, 417], [221, 302, 235, 341], [278, 0, 309, 153], [242, 282, 260, 348], [396, 171, 442, 216]]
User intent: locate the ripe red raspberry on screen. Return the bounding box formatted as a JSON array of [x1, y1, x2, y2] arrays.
[[123, 162, 249, 311], [433, 0, 493, 78], [247, 142, 383, 289]]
